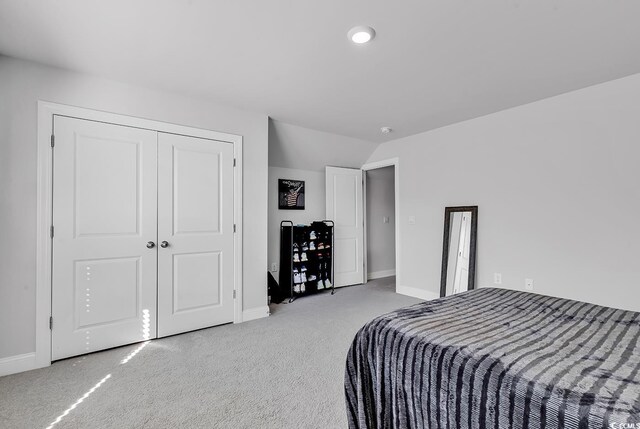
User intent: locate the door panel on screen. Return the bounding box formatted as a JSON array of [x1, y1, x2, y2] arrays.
[[172, 252, 221, 313], [326, 166, 364, 287], [75, 137, 140, 237], [74, 257, 139, 328], [157, 133, 234, 337], [172, 148, 222, 235], [52, 116, 158, 361], [335, 238, 358, 276]]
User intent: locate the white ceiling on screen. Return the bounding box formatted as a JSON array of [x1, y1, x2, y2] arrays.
[[1, 0, 639, 143]]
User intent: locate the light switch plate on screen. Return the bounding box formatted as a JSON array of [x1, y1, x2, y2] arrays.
[[408, 216, 416, 225], [383, 216, 389, 224]]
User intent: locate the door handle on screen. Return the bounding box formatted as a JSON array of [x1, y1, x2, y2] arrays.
[[160, 241, 169, 248], [146, 241, 156, 249]]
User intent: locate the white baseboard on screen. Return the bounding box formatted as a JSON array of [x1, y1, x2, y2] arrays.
[[367, 269, 396, 280], [0, 352, 37, 377], [242, 306, 270, 322], [396, 285, 440, 301]]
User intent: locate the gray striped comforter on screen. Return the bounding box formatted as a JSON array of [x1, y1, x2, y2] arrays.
[[345, 288, 640, 429]]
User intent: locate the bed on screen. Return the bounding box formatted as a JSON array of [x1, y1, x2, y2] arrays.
[[345, 288, 640, 429]]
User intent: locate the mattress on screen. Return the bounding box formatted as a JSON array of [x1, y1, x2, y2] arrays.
[[345, 288, 640, 429]]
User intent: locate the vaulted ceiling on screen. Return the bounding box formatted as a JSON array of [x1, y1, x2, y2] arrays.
[[1, 0, 639, 142]]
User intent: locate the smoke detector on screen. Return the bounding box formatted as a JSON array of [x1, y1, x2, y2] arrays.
[[380, 127, 393, 134]]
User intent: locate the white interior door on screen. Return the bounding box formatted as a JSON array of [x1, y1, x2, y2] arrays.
[[52, 116, 158, 361], [326, 166, 364, 287], [452, 212, 471, 294], [157, 133, 235, 337], [445, 213, 462, 295]]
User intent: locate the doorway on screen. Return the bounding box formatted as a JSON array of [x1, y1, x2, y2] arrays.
[[362, 158, 402, 284], [364, 166, 396, 281]]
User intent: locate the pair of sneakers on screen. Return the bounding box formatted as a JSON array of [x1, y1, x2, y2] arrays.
[[294, 266, 308, 284], [316, 278, 332, 289]]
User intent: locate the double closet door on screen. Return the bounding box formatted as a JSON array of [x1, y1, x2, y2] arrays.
[[51, 116, 235, 361]]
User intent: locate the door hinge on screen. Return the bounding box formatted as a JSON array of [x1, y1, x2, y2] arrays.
[[233, 224, 236, 233], [233, 158, 236, 167], [49, 316, 53, 330], [50, 225, 54, 238], [233, 290, 237, 299], [50, 135, 55, 148]]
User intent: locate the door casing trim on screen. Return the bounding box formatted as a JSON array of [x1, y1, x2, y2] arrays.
[[36, 101, 244, 370], [361, 158, 400, 291]]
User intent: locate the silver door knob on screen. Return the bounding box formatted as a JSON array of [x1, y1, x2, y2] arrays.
[[160, 241, 169, 248], [146, 241, 155, 249]]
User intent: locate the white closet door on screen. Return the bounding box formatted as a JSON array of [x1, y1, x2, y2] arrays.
[[157, 133, 235, 337], [326, 166, 364, 287], [52, 116, 158, 361]]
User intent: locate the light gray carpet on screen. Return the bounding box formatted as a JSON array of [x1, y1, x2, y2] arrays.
[[0, 277, 421, 429]]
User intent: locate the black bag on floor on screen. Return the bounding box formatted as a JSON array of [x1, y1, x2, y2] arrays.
[[268, 271, 285, 304]]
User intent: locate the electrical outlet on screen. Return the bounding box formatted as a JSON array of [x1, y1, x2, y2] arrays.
[[270, 263, 278, 272], [408, 216, 416, 225], [383, 216, 389, 224], [494, 273, 502, 285], [525, 278, 534, 291]]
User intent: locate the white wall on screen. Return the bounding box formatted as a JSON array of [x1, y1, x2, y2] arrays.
[[269, 119, 377, 171], [366, 167, 396, 278], [0, 56, 269, 360], [267, 167, 326, 281], [366, 73, 640, 312]]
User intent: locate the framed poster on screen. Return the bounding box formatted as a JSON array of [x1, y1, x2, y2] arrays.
[[278, 179, 305, 210]]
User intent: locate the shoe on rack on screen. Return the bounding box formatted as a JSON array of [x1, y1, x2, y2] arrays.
[[318, 243, 325, 250], [309, 275, 317, 281], [301, 283, 306, 293], [293, 272, 301, 284], [317, 280, 324, 290], [309, 242, 316, 251], [293, 252, 300, 262], [294, 284, 301, 293], [325, 279, 332, 288], [301, 272, 307, 283], [301, 252, 308, 261], [310, 231, 317, 240], [302, 242, 309, 251]]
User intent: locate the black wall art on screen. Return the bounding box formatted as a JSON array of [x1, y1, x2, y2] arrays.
[[278, 179, 305, 210]]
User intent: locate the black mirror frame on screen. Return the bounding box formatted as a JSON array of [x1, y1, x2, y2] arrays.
[[440, 206, 478, 298]]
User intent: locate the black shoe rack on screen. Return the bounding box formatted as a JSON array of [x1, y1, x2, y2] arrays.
[[279, 220, 335, 303]]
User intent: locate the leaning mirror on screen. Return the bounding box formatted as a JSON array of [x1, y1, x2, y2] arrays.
[[440, 206, 478, 297]]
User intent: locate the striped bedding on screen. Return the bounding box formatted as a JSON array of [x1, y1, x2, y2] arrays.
[[345, 288, 640, 429]]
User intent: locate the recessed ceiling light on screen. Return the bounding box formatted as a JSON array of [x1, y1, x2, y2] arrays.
[[348, 26, 376, 44]]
